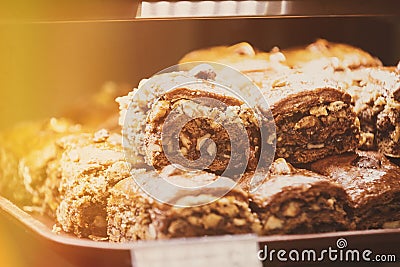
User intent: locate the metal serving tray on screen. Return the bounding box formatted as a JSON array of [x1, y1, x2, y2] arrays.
[[1, 195, 399, 267]]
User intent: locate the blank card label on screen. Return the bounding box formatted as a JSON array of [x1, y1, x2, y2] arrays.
[[131, 234, 261, 267]]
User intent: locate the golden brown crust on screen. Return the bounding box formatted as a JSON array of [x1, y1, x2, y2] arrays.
[[55, 129, 132, 239], [0, 118, 82, 215], [281, 39, 382, 70], [179, 42, 287, 72], [179, 39, 381, 72]]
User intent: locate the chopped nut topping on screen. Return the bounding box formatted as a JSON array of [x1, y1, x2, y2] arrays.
[[270, 158, 294, 175], [233, 218, 247, 226], [374, 96, 386, 107], [196, 134, 211, 151], [93, 129, 109, 143], [180, 147, 188, 156], [307, 143, 324, 149], [294, 116, 320, 130], [264, 215, 283, 230], [180, 133, 191, 149], [310, 106, 328, 117], [327, 116, 338, 124], [272, 78, 287, 88], [282, 202, 301, 217], [168, 220, 186, 234], [203, 213, 223, 229], [188, 216, 201, 226], [326, 198, 336, 209], [327, 101, 346, 112], [149, 100, 170, 121]]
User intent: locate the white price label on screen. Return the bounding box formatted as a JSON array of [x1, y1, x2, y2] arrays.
[[131, 234, 262, 267]]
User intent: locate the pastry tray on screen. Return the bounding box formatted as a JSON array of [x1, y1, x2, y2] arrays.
[[1, 195, 399, 267]]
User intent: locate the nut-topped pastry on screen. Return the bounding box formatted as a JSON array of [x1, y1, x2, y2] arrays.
[[249, 159, 352, 235], [0, 118, 82, 214], [375, 66, 400, 158], [246, 70, 360, 163], [179, 42, 287, 72], [145, 82, 264, 176], [281, 39, 382, 70], [107, 166, 261, 241], [310, 150, 400, 229], [55, 129, 132, 239], [179, 39, 381, 72], [331, 66, 400, 155], [118, 66, 273, 176]]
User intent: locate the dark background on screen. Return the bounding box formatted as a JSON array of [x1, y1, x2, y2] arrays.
[[0, 17, 399, 129]]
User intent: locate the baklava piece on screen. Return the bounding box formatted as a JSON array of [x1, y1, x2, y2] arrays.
[[107, 166, 261, 242], [375, 67, 400, 157], [281, 39, 382, 70], [179, 39, 381, 72], [55, 129, 132, 239], [145, 83, 264, 176], [118, 68, 271, 176], [0, 118, 81, 214], [117, 70, 219, 168], [250, 159, 352, 235], [0, 146, 29, 205], [179, 42, 287, 72], [337, 66, 399, 153], [247, 70, 360, 163], [310, 151, 400, 229]]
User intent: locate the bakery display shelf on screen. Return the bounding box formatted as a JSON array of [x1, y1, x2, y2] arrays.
[[137, 0, 400, 19], [1, 195, 400, 267], [1, 0, 399, 22]]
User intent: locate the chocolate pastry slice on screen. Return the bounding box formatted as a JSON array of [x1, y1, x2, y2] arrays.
[[118, 66, 274, 176], [246, 70, 360, 164], [117, 72, 203, 168], [249, 159, 352, 235], [281, 39, 382, 70], [334, 66, 400, 153], [55, 129, 132, 239], [107, 166, 261, 242], [310, 151, 400, 229], [145, 81, 266, 176]]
